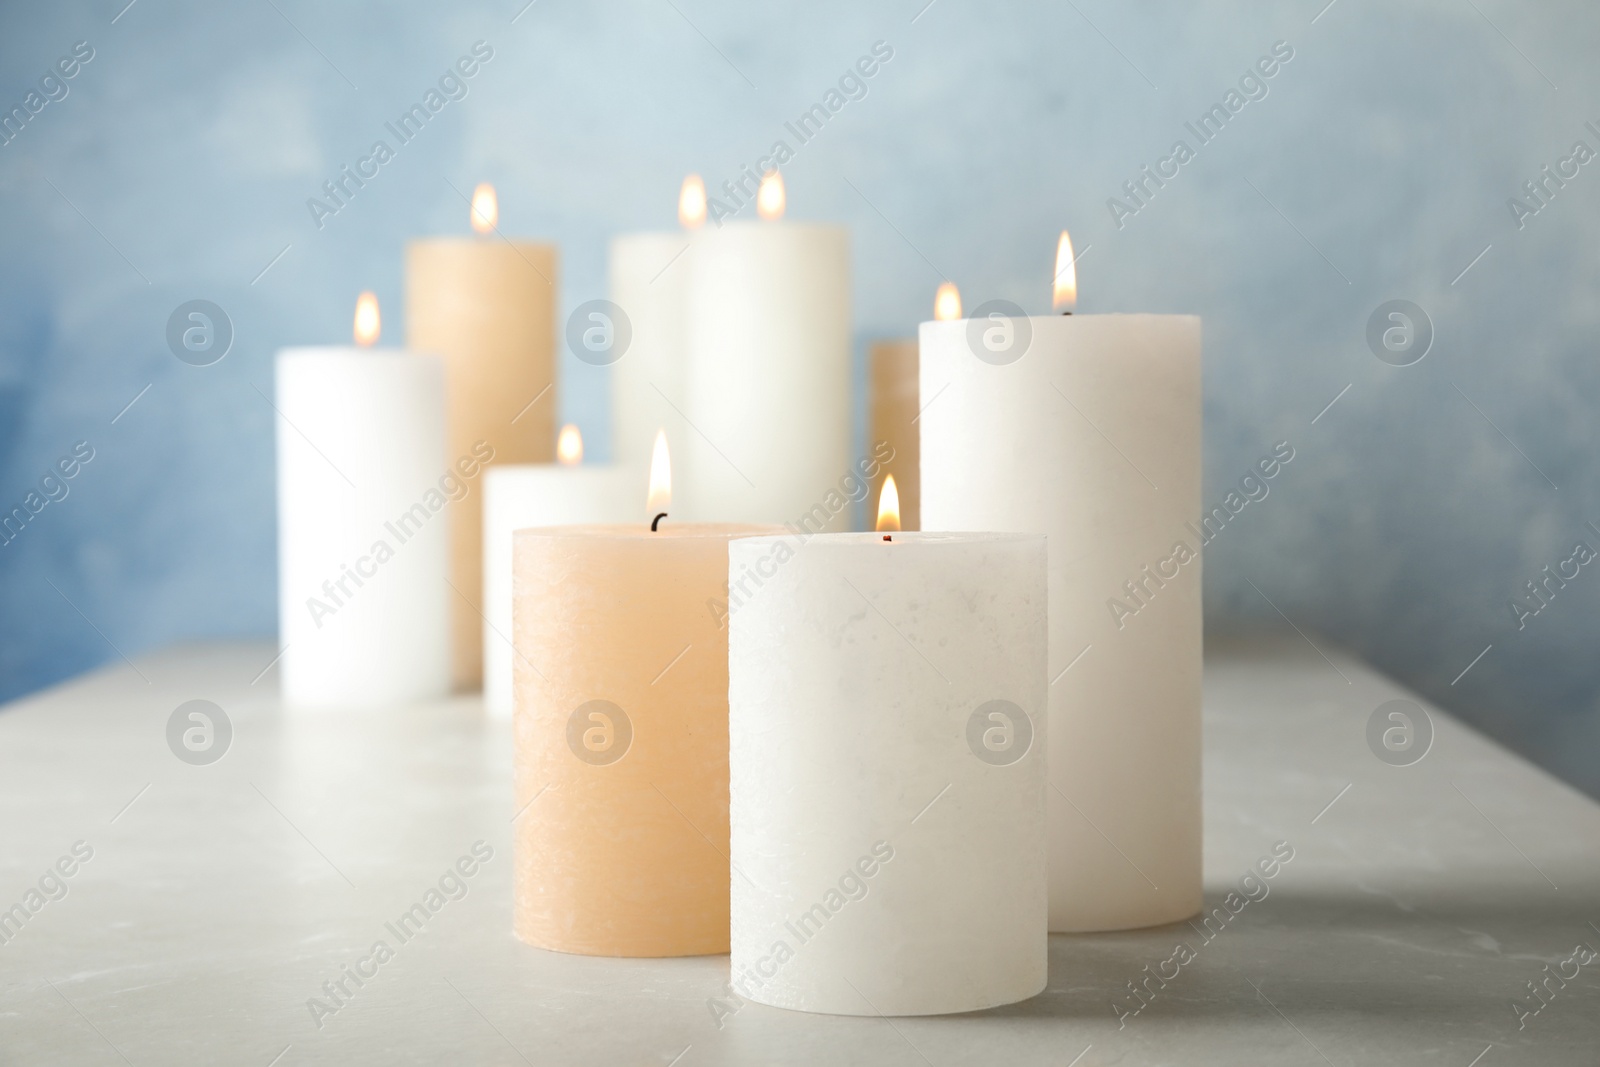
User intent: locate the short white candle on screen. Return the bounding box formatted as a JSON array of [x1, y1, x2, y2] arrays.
[[275, 293, 450, 708], [919, 235, 1202, 932], [728, 530, 1047, 1016], [481, 425, 634, 718]]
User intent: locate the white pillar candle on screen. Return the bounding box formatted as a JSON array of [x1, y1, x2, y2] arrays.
[[727, 531, 1047, 1016], [920, 297, 1202, 932], [275, 320, 451, 708], [680, 179, 850, 526], [482, 428, 634, 718]]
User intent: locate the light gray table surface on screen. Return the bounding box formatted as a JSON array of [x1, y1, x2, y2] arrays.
[[1, 636, 1597, 1066]]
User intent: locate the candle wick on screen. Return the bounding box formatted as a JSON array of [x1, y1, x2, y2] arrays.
[[651, 512, 668, 532], [882, 534, 892, 542]]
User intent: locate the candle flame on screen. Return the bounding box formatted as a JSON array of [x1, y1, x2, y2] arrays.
[[557, 424, 583, 466], [353, 291, 380, 346], [647, 429, 671, 513], [876, 474, 901, 533], [934, 282, 962, 321], [757, 170, 785, 221], [679, 174, 707, 229], [470, 183, 498, 234], [1053, 230, 1077, 312]]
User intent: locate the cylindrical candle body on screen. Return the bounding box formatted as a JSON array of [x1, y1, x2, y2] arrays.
[[682, 222, 849, 527], [920, 314, 1202, 932], [406, 238, 559, 690], [868, 338, 919, 530], [482, 464, 634, 717], [728, 532, 1048, 1015], [513, 523, 779, 957], [275, 347, 450, 708], [610, 232, 692, 473]]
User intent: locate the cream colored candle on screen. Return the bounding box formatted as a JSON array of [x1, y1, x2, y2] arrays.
[[680, 173, 850, 526], [481, 426, 634, 718], [919, 234, 1203, 932], [512, 446, 778, 955], [406, 184, 558, 690], [728, 527, 1048, 1016]]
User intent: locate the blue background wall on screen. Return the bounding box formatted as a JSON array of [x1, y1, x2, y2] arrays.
[[3, 1, 1598, 794]]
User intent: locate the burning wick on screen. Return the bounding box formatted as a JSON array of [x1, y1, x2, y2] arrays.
[[1053, 229, 1077, 316], [651, 512, 668, 532], [646, 429, 671, 531]]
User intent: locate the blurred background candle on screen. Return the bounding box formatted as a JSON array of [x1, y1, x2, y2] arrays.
[[920, 233, 1203, 932], [680, 172, 850, 526], [406, 183, 559, 691], [728, 501, 1048, 1015], [482, 424, 634, 718], [512, 441, 779, 956], [275, 293, 450, 709], [609, 175, 703, 481]]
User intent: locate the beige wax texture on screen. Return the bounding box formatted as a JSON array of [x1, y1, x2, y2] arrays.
[[868, 339, 919, 530], [512, 523, 777, 957], [406, 239, 558, 690]]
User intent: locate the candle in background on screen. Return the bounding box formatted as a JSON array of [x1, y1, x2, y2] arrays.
[[727, 488, 1048, 1015], [919, 232, 1202, 933], [482, 424, 635, 718], [864, 283, 959, 532], [275, 293, 450, 709], [406, 183, 559, 691], [512, 440, 780, 956], [680, 171, 850, 526], [609, 175, 703, 478]]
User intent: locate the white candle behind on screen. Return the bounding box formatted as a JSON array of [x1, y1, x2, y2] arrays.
[[920, 263, 1202, 932], [728, 530, 1048, 1016], [275, 294, 450, 709], [681, 174, 850, 526]]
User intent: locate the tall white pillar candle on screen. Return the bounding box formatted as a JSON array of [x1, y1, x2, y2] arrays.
[[920, 311, 1202, 932], [728, 531, 1047, 1016], [681, 214, 850, 526], [482, 445, 634, 718], [275, 346, 450, 708]]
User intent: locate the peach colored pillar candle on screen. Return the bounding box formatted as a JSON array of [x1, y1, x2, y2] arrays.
[[406, 184, 558, 690], [512, 517, 778, 957]]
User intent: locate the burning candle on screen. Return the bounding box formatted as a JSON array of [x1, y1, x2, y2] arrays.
[[275, 293, 450, 708], [406, 183, 559, 691], [511, 439, 779, 956], [919, 232, 1203, 932], [679, 171, 851, 526], [481, 423, 634, 717], [609, 175, 703, 481], [726, 484, 1048, 1015]]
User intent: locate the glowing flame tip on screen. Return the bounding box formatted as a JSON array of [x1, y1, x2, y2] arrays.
[[646, 429, 671, 513], [757, 170, 785, 221], [679, 174, 707, 229], [1053, 230, 1077, 312], [470, 183, 498, 234], [934, 282, 962, 321], [353, 291, 380, 346], [557, 424, 583, 466], [876, 474, 901, 533]]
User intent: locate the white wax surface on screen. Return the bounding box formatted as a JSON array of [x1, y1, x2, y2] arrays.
[[609, 232, 692, 474], [920, 314, 1203, 932], [728, 532, 1047, 1016], [681, 222, 850, 527], [481, 464, 635, 717], [274, 347, 450, 708]]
